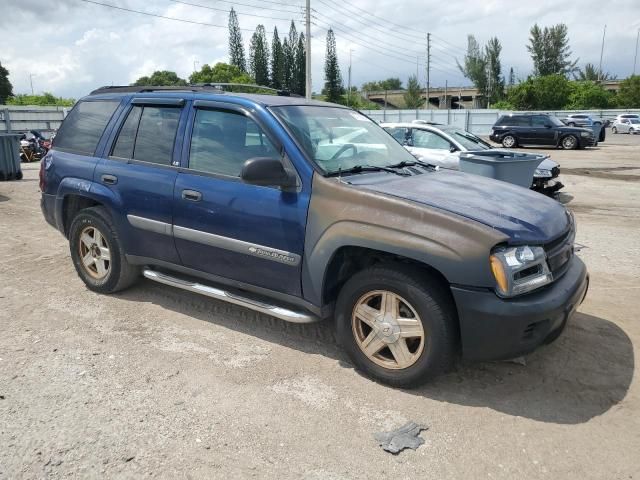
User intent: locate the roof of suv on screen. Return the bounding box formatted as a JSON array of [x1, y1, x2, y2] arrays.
[[83, 85, 340, 108]]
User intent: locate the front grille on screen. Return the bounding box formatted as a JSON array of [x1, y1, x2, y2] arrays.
[[544, 227, 575, 279]]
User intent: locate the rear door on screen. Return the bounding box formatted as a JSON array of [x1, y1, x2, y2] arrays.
[[95, 98, 186, 264], [172, 101, 309, 296]]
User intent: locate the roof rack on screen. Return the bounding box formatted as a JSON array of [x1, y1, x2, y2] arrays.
[[90, 83, 300, 97]]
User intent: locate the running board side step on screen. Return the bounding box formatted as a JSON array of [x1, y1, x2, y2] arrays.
[[142, 269, 319, 324]]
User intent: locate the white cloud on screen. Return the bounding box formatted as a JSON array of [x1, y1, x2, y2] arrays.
[[0, 0, 638, 98]]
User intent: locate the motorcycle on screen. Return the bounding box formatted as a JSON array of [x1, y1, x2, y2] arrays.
[[19, 130, 50, 163]]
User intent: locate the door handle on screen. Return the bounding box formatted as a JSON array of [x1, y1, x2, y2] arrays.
[[101, 174, 118, 185], [182, 189, 202, 202]]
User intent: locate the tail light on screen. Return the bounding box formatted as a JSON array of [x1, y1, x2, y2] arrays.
[[39, 155, 47, 192]]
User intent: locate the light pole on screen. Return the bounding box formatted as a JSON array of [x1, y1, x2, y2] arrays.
[[305, 0, 311, 99], [29, 74, 36, 95], [193, 60, 199, 73], [634, 28, 639, 76]]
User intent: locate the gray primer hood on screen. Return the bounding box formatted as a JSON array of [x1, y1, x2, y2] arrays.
[[350, 170, 570, 243]]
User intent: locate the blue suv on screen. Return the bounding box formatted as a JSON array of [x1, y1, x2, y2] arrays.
[[40, 85, 588, 387]]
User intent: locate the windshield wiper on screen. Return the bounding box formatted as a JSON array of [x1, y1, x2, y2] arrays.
[[326, 165, 410, 177], [386, 160, 438, 170]]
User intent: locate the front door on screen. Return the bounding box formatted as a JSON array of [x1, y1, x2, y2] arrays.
[[408, 129, 459, 169], [172, 102, 309, 296]]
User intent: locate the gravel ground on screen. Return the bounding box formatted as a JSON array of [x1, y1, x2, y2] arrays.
[[1, 135, 639, 479]]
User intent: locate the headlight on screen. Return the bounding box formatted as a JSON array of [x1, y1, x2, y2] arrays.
[[580, 131, 591, 137], [489, 245, 552, 297], [534, 168, 552, 178]]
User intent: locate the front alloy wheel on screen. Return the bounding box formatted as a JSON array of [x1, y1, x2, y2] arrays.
[[352, 290, 425, 370], [561, 135, 578, 149]]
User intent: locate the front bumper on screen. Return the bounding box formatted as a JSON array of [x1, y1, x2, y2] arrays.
[[452, 256, 588, 361]]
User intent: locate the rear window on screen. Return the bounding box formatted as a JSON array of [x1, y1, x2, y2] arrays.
[[54, 100, 120, 155], [111, 105, 181, 166], [496, 115, 530, 127]]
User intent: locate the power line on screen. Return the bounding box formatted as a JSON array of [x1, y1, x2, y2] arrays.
[[317, 0, 425, 37], [78, 0, 260, 31], [193, 0, 303, 9], [430, 33, 467, 53], [312, 0, 423, 45], [167, 0, 297, 20]]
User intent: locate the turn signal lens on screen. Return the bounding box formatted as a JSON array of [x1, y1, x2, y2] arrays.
[[490, 255, 508, 294]]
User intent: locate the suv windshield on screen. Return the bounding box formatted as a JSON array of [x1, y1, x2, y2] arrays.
[[272, 106, 416, 174], [547, 115, 565, 127]]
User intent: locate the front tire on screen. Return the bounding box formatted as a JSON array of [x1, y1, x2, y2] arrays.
[[335, 265, 456, 387], [612, 126, 617, 134], [501, 134, 517, 148], [69, 206, 139, 294], [561, 135, 578, 150]]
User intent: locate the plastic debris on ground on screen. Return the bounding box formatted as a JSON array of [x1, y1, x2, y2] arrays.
[[374, 422, 427, 454]]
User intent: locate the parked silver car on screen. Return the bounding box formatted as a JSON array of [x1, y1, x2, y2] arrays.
[[612, 118, 640, 134], [563, 114, 594, 127], [381, 122, 563, 195]]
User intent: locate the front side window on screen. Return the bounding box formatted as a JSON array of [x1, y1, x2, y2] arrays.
[[412, 129, 452, 150], [111, 106, 181, 165], [532, 116, 548, 127], [273, 106, 416, 174], [189, 109, 278, 177], [384, 127, 409, 144], [54, 100, 119, 155]]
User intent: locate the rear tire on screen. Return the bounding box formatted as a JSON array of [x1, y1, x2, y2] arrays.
[[335, 265, 456, 388], [501, 134, 517, 148], [69, 206, 139, 294]]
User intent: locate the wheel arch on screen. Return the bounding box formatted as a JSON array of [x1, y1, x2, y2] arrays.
[[55, 178, 123, 237]]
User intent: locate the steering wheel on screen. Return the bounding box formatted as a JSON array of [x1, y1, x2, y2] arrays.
[[330, 143, 358, 160]]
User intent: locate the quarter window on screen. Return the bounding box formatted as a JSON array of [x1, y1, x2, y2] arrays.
[[189, 109, 278, 177], [54, 100, 119, 155], [111, 106, 181, 165]]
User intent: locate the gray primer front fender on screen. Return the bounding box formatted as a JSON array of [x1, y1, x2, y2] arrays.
[[302, 173, 509, 306]]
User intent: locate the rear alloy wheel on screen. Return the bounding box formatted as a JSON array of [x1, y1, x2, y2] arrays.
[[502, 135, 517, 148], [69, 206, 139, 294], [561, 135, 578, 150], [78, 226, 111, 280], [336, 265, 456, 387]]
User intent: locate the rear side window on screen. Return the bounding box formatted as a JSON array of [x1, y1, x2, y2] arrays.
[[54, 100, 119, 155], [188, 109, 278, 177], [111, 106, 181, 165]]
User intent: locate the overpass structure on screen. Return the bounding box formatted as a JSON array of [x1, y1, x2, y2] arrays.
[[365, 80, 624, 110]]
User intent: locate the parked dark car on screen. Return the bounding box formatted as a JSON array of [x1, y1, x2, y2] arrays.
[[490, 114, 595, 149], [40, 85, 588, 387]]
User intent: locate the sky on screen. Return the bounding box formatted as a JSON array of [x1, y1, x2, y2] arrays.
[[1, 0, 639, 99]]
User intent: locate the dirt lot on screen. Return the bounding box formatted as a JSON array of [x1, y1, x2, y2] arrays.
[[1, 133, 639, 479]]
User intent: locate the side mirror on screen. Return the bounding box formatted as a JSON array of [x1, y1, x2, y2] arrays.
[[403, 138, 413, 147], [545, 124, 553, 128], [449, 145, 458, 153], [241, 157, 297, 189]]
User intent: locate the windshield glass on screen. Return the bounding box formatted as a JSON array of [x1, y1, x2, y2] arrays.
[[271, 106, 416, 174], [548, 116, 565, 127], [441, 127, 491, 150]]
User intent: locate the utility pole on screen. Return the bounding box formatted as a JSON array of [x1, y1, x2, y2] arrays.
[[598, 24, 607, 82], [634, 28, 639, 76], [305, 0, 311, 100], [29, 74, 35, 95], [193, 60, 199, 74], [426, 33, 431, 110], [347, 49, 353, 107], [444, 80, 448, 110]]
